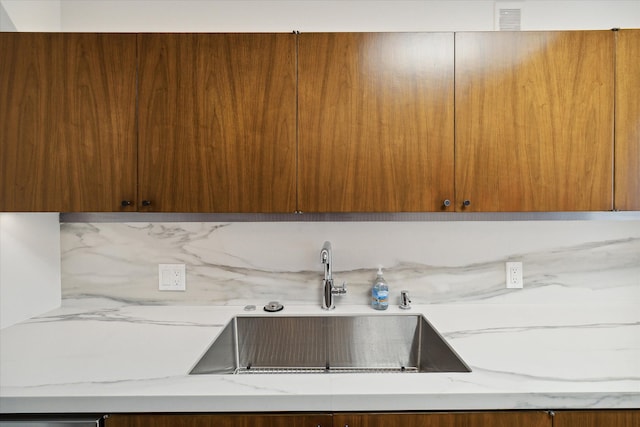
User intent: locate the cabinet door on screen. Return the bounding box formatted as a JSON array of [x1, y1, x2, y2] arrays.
[[138, 33, 296, 213], [298, 33, 455, 212], [615, 29, 640, 211], [105, 413, 332, 427], [554, 410, 640, 427], [455, 31, 614, 212], [0, 33, 137, 212], [334, 411, 550, 427]]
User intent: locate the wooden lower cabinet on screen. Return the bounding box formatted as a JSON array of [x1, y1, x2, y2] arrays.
[[105, 414, 332, 427], [106, 412, 550, 427], [553, 410, 640, 427], [105, 411, 640, 427], [334, 412, 551, 427]]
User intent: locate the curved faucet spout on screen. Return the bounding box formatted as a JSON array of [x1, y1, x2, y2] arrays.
[[320, 241, 346, 310], [321, 241, 332, 282]]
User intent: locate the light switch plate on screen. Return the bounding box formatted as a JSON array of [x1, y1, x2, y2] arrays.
[[159, 264, 186, 291]]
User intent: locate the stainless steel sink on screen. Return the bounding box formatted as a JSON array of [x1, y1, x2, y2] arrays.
[[190, 315, 470, 374]]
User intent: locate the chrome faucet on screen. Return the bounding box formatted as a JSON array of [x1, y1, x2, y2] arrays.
[[321, 241, 346, 310]]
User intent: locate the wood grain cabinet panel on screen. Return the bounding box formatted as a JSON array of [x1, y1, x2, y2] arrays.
[[334, 411, 551, 427], [554, 410, 640, 427], [0, 33, 137, 212], [455, 31, 614, 212], [105, 413, 332, 427], [137, 33, 296, 213], [615, 29, 640, 211], [298, 33, 455, 212], [104, 411, 640, 427]]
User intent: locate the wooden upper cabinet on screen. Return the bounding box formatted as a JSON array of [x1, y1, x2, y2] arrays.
[[0, 33, 137, 212], [334, 411, 551, 427], [615, 29, 640, 211], [455, 31, 615, 212], [298, 33, 455, 212], [137, 33, 296, 213]]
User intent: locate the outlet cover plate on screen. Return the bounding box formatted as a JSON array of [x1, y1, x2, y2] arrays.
[[506, 262, 523, 289], [159, 264, 186, 291]]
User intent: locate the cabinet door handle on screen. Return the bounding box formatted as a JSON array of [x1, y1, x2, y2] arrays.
[[142, 200, 152, 207], [462, 199, 471, 208], [120, 200, 132, 207], [442, 199, 451, 207]]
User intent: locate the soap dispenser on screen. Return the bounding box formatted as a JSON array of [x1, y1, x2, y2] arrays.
[[371, 267, 389, 310]]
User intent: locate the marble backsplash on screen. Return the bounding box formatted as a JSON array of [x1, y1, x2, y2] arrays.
[[60, 221, 640, 307]]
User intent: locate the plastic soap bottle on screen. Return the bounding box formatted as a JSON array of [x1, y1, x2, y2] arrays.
[[371, 267, 389, 310]]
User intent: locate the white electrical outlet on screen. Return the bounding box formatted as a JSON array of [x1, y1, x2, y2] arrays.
[[159, 264, 186, 291], [506, 262, 523, 289]]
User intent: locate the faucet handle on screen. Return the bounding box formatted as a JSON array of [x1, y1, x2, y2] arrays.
[[332, 282, 347, 296]]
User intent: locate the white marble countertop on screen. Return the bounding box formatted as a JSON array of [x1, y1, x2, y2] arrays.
[[1, 301, 639, 414]]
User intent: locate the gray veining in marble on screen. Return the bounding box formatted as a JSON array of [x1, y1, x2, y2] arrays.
[[2, 303, 639, 412], [60, 221, 640, 306]]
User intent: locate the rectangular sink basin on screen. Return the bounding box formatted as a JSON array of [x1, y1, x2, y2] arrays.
[[190, 315, 471, 374]]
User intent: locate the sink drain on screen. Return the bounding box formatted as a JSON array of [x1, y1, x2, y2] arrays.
[[263, 301, 284, 312]]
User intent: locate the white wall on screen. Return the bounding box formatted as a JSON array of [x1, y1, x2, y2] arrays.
[[519, 1, 640, 30], [0, 214, 61, 329], [0, 1, 16, 31], [0, 0, 60, 31], [59, 0, 494, 32], [4, 0, 636, 33], [58, 0, 640, 33]]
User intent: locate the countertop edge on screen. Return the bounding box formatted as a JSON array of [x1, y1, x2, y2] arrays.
[[2, 393, 640, 414]]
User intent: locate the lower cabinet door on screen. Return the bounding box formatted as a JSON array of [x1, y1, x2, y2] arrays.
[[553, 410, 640, 427], [105, 414, 332, 427], [105, 410, 640, 427], [333, 412, 551, 427]]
